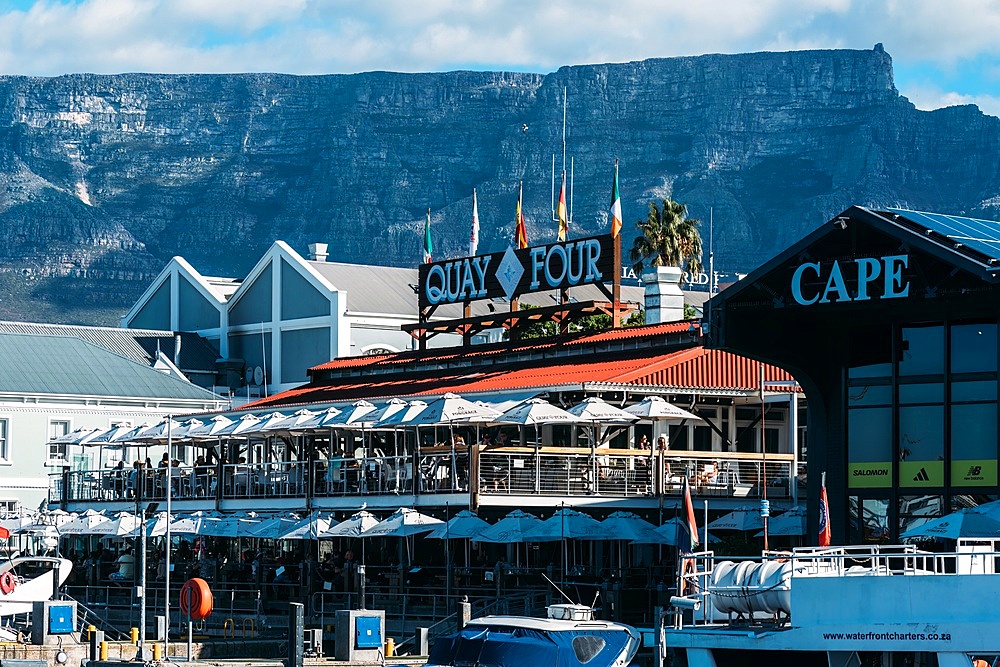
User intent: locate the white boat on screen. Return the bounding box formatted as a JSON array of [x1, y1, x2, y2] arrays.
[[661, 541, 1000, 667], [426, 603, 641, 667], [0, 556, 73, 616]]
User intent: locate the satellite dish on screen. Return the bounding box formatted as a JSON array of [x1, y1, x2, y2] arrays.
[[253, 366, 264, 385]]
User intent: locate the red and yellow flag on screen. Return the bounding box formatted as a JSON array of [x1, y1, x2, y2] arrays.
[[557, 173, 568, 241], [515, 181, 528, 249]]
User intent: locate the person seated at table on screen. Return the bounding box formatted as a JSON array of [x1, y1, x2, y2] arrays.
[[109, 548, 135, 582], [656, 435, 668, 451], [635, 435, 649, 450], [479, 433, 492, 447], [495, 432, 509, 447], [194, 454, 212, 496], [126, 460, 141, 499]]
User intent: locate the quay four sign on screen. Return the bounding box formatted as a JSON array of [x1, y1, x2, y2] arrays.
[[791, 254, 910, 306], [419, 235, 615, 309]]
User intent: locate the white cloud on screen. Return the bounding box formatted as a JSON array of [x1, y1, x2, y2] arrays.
[[902, 84, 1000, 118]]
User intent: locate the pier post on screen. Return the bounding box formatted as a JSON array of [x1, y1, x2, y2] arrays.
[[415, 627, 429, 655], [457, 600, 471, 630], [288, 602, 304, 667]]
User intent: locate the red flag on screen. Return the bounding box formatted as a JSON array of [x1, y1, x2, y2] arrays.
[[556, 173, 568, 241], [515, 181, 528, 249], [683, 475, 699, 552], [818, 472, 831, 547], [0, 526, 9, 540]]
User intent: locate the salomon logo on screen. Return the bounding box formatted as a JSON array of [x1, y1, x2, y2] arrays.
[[913, 468, 929, 482]]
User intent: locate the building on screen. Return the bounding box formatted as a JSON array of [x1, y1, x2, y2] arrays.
[[706, 206, 1000, 543], [0, 327, 225, 511]]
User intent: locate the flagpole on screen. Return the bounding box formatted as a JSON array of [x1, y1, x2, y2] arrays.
[[164, 416, 172, 660]]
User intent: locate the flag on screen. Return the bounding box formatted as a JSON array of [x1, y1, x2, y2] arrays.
[[682, 475, 699, 552], [423, 208, 433, 264], [557, 172, 568, 241], [515, 181, 528, 249], [818, 471, 831, 547], [609, 160, 622, 238], [470, 189, 480, 256], [0, 526, 9, 539]]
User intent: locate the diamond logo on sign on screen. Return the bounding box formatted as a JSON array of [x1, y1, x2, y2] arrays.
[[496, 247, 524, 300]]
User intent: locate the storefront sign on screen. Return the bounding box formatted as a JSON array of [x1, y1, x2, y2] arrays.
[[848, 462, 893, 489], [899, 461, 944, 488], [419, 235, 614, 309], [791, 254, 910, 306], [951, 460, 998, 487]]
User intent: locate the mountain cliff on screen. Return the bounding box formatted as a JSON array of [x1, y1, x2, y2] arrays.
[[0, 45, 998, 324]]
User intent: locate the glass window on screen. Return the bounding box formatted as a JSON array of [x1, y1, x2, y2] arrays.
[[899, 405, 943, 462], [572, 636, 607, 663], [899, 325, 944, 376], [898, 382, 944, 404], [847, 383, 892, 407], [848, 408, 892, 463], [48, 420, 70, 462], [848, 326, 893, 379], [849, 497, 890, 543], [951, 323, 998, 374], [952, 380, 998, 402], [898, 495, 944, 537], [0, 419, 8, 462], [951, 403, 998, 460]]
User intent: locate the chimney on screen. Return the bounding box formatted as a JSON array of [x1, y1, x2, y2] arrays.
[[642, 266, 685, 324], [308, 243, 328, 262], [174, 333, 182, 367]]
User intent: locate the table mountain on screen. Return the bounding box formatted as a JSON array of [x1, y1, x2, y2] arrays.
[[0, 44, 997, 324]]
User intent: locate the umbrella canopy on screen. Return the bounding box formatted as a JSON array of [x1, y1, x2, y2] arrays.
[[53, 427, 106, 446], [411, 393, 501, 425], [297, 407, 344, 430], [277, 513, 338, 540], [600, 511, 673, 544], [374, 401, 428, 428], [246, 515, 301, 539], [425, 510, 492, 539], [57, 510, 110, 535], [522, 508, 613, 542], [321, 510, 380, 538], [240, 412, 289, 436], [474, 509, 544, 543], [900, 508, 1000, 540], [364, 398, 409, 426], [321, 401, 378, 427], [624, 396, 703, 422], [361, 507, 443, 537], [708, 507, 766, 532], [261, 409, 318, 435], [110, 422, 157, 444], [0, 515, 37, 534], [492, 398, 583, 425], [135, 418, 187, 443], [196, 515, 263, 537], [657, 517, 718, 547], [168, 511, 218, 535], [185, 415, 235, 439], [755, 507, 807, 537], [89, 512, 141, 537], [86, 425, 138, 446], [566, 397, 638, 424], [214, 413, 263, 437]]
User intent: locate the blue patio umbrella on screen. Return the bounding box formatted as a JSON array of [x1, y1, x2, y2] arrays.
[[900, 508, 1000, 540]]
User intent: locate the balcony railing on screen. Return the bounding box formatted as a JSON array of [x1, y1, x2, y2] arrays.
[[50, 447, 793, 505]]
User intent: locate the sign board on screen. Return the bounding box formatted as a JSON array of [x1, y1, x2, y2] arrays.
[[899, 461, 944, 487], [848, 462, 893, 489], [418, 235, 615, 310], [790, 254, 910, 306], [952, 459, 998, 487]]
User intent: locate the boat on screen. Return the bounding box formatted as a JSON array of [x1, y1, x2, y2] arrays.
[[661, 541, 1000, 667], [0, 556, 73, 616], [425, 602, 641, 667]]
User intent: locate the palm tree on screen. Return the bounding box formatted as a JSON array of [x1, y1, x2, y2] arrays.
[[629, 199, 703, 275]]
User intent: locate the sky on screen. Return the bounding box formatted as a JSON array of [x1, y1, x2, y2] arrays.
[[0, 0, 997, 117]]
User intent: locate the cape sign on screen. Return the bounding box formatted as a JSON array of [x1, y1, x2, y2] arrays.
[[419, 235, 615, 309]]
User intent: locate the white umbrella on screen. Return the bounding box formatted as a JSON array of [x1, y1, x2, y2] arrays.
[[196, 516, 262, 537], [900, 508, 1000, 540], [365, 399, 409, 425], [411, 393, 501, 425], [708, 507, 766, 532], [492, 398, 584, 425], [473, 509, 543, 543], [89, 512, 141, 537], [658, 517, 718, 547], [425, 510, 492, 539], [110, 422, 157, 443], [213, 413, 262, 437], [185, 415, 234, 439], [277, 513, 338, 540], [297, 407, 344, 430], [374, 401, 428, 428], [261, 409, 318, 435], [321, 510, 380, 538], [755, 507, 807, 537], [322, 401, 378, 427], [624, 396, 703, 422], [360, 507, 442, 537], [567, 397, 638, 424], [51, 426, 104, 445], [600, 511, 673, 544], [246, 516, 300, 539], [522, 508, 613, 541], [135, 418, 187, 443], [239, 412, 288, 436], [58, 510, 110, 535], [168, 512, 217, 535], [87, 425, 138, 446]]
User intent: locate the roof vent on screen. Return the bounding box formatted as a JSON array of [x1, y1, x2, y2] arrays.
[[308, 243, 329, 262]]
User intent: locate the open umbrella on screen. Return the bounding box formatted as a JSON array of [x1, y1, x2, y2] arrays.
[[374, 401, 429, 428], [412, 393, 501, 425], [58, 509, 110, 535], [297, 407, 344, 430], [425, 510, 491, 539], [213, 413, 262, 437], [361, 507, 442, 538], [522, 508, 612, 541], [322, 401, 378, 427], [261, 409, 318, 436], [900, 508, 1000, 540], [277, 512, 338, 540], [246, 515, 301, 539], [755, 507, 807, 537], [600, 511, 672, 544], [185, 415, 235, 440], [567, 397, 638, 424], [474, 509, 543, 543], [321, 510, 380, 538], [657, 517, 718, 547], [708, 507, 765, 532], [196, 515, 262, 538], [624, 396, 703, 422], [492, 398, 583, 425], [89, 512, 141, 537], [239, 412, 289, 437]]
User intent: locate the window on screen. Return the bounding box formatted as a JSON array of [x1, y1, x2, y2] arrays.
[[0, 419, 8, 462], [47, 420, 70, 463]]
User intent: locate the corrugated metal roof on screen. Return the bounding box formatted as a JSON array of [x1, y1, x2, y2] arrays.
[[0, 333, 223, 401], [308, 261, 421, 316], [0, 321, 219, 373]]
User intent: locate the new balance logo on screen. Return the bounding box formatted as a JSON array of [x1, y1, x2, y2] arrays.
[[913, 468, 930, 482], [968, 466, 982, 476]]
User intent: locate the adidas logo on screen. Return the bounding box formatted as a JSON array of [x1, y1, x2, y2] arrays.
[[913, 468, 930, 482]]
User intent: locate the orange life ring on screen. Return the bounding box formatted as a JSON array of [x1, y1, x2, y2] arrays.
[[179, 578, 213, 620], [680, 558, 698, 596], [0, 571, 16, 595]]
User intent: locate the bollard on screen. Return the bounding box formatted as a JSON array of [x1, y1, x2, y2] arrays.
[[87, 625, 96, 641], [288, 602, 304, 667], [99, 640, 108, 661], [153, 643, 162, 661], [385, 637, 394, 657], [457, 601, 471, 630], [89, 629, 104, 662], [130, 627, 139, 645]]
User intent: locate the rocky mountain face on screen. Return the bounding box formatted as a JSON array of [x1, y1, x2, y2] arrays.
[[0, 46, 998, 324]]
